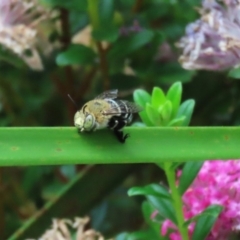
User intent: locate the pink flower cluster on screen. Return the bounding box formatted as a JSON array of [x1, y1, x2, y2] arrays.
[[161, 160, 240, 240]]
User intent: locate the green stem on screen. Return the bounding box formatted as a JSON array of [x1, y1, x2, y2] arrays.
[[163, 162, 189, 240], [87, 0, 110, 90], [87, 0, 100, 30]]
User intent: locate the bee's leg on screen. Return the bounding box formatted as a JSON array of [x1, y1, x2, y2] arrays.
[[114, 130, 129, 143], [77, 128, 93, 134], [108, 117, 129, 143]]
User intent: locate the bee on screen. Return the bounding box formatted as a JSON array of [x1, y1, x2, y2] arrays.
[[73, 89, 142, 143]]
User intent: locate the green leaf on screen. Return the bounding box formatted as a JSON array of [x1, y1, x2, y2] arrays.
[[228, 67, 240, 79], [119, 0, 135, 7], [133, 89, 151, 108], [142, 201, 164, 237], [134, 89, 153, 126], [127, 229, 161, 240], [115, 232, 129, 240], [92, 0, 119, 44], [108, 29, 154, 59], [128, 184, 170, 199], [167, 116, 186, 126], [146, 103, 161, 126], [170, 162, 184, 170], [178, 161, 204, 196], [128, 184, 176, 230], [159, 101, 172, 125], [139, 111, 154, 126], [99, 0, 114, 25], [177, 99, 195, 126], [155, 63, 195, 84], [56, 44, 97, 66], [92, 26, 119, 42], [147, 195, 177, 224], [151, 87, 166, 109], [166, 82, 182, 118], [192, 205, 223, 240], [131, 122, 146, 127]]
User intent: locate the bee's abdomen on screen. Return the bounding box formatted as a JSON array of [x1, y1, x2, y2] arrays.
[[107, 100, 133, 130], [108, 116, 127, 130], [118, 100, 133, 124]]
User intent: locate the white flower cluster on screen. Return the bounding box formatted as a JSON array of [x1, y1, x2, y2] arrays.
[[177, 0, 240, 71]]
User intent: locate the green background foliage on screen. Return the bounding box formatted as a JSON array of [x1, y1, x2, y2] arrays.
[[1, 0, 239, 239]]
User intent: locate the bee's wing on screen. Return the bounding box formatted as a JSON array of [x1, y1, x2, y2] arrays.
[[103, 101, 143, 115], [94, 89, 118, 99], [122, 101, 143, 113]]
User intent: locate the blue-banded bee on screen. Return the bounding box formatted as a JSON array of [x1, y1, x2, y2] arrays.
[[73, 89, 142, 143]]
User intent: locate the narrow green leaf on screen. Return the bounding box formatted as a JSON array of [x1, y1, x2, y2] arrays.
[[108, 30, 154, 59], [1, 127, 240, 166], [166, 82, 182, 118], [192, 205, 223, 240], [151, 87, 166, 108], [147, 103, 161, 126], [159, 101, 172, 125], [56, 44, 97, 66], [178, 161, 204, 196], [167, 116, 186, 126], [128, 184, 170, 199], [177, 99, 195, 126], [147, 195, 177, 224]]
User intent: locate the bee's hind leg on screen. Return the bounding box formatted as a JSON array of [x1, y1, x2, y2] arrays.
[[108, 117, 129, 143], [114, 130, 129, 143]]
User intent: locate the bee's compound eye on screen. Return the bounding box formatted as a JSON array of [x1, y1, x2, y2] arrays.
[[83, 114, 94, 130]]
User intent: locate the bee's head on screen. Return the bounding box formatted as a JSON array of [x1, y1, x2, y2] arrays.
[[74, 110, 95, 132]]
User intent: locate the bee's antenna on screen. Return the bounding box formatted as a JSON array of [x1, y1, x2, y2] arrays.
[[67, 94, 78, 108]]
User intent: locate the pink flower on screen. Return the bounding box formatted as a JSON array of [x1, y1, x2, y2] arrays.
[[161, 160, 240, 239]]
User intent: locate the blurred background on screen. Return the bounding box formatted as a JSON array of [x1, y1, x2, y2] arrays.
[[1, 0, 240, 239]]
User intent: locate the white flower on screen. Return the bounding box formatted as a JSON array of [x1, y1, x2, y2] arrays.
[[177, 0, 240, 71], [0, 0, 50, 70]]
